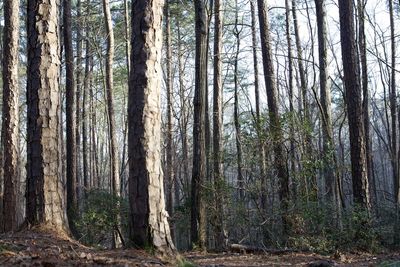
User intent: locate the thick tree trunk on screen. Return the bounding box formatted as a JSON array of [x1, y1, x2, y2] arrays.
[[2, 0, 20, 232], [257, 0, 290, 235], [191, 0, 208, 250], [26, 0, 68, 231], [338, 0, 370, 210], [213, 0, 226, 250], [129, 0, 175, 255], [64, 0, 78, 232]]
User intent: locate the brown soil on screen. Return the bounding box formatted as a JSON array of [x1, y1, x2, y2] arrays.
[[0, 228, 168, 266], [0, 229, 399, 266], [185, 251, 400, 266]]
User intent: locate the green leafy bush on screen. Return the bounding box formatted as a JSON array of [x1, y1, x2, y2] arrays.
[[75, 189, 129, 247], [284, 202, 381, 253]]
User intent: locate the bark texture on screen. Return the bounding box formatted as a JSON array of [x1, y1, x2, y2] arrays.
[[338, 0, 370, 210], [129, 0, 175, 255], [26, 0, 68, 231], [213, 0, 226, 250], [2, 0, 20, 232], [63, 0, 78, 229], [191, 0, 208, 250]]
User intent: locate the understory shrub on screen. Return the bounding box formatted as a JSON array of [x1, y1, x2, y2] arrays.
[[75, 189, 129, 247]]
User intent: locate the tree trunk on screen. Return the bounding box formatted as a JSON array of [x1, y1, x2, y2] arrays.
[[234, 0, 244, 201], [129, 0, 176, 255], [0, 6, 3, 187], [250, 0, 267, 210], [205, 1, 212, 185], [315, 0, 340, 210], [213, 0, 226, 250], [64, 0, 78, 232], [357, 0, 376, 208], [285, 0, 296, 199], [292, 0, 313, 199], [26, 0, 68, 231], [83, 0, 92, 195], [177, 21, 190, 200], [76, 0, 83, 200], [102, 0, 120, 197], [124, 0, 131, 75], [90, 56, 99, 189], [102, 0, 121, 247], [388, 0, 400, 242], [292, 0, 310, 126], [164, 0, 174, 239], [388, 0, 399, 206], [338, 0, 370, 210], [2, 0, 20, 232], [257, 0, 290, 236], [191, 0, 208, 250]]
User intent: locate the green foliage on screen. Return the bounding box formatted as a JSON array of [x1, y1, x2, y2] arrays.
[[176, 257, 196, 267], [173, 197, 192, 250], [335, 207, 380, 252], [285, 203, 381, 253], [75, 189, 129, 246]]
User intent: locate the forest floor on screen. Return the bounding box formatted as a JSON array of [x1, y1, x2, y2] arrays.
[[0, 228, 399, 266]]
